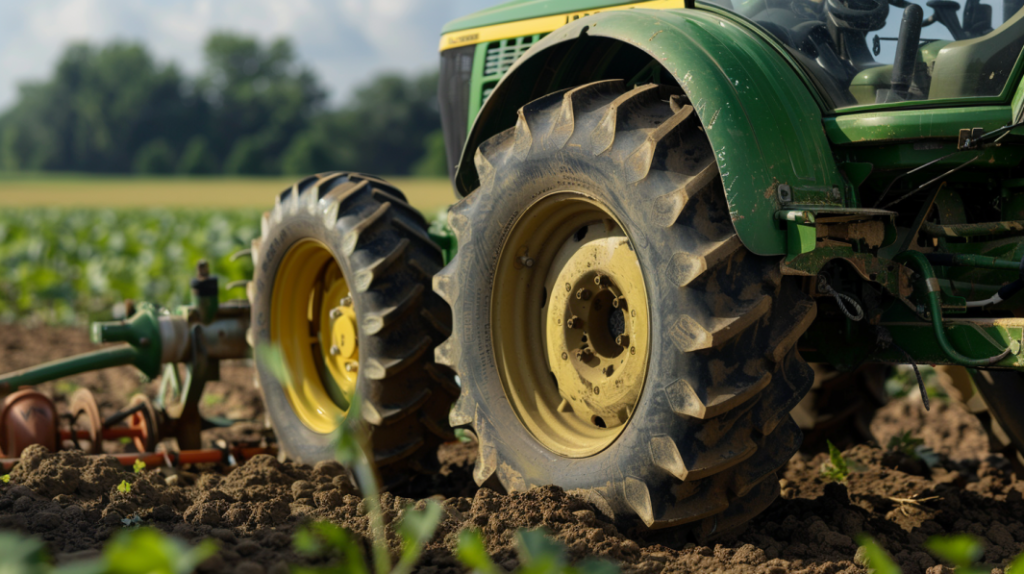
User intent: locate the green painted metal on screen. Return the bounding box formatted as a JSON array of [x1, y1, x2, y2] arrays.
[[467, 35, 546, 130], [428, 214, 458, 266], [824, 106, 1011, 144], [1015, 73, 1024, 123], [0, 346, 139, 391], [442, 0, 635, 34], [0, 303, 164, 390], [458, 8, 846, 256]]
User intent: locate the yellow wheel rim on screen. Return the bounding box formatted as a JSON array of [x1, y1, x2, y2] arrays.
[[270, 239, 358, 433], [491, 192, 650, 458]]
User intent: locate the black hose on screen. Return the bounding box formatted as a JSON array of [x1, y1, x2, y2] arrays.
[[891, 4, 924, 97]]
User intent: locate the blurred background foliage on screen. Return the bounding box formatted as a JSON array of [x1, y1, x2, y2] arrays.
[[0, 208, 260, 325], [0, 33, 447, 178]]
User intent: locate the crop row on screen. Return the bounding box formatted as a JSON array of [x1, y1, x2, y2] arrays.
[[0, 208, 260, 324]]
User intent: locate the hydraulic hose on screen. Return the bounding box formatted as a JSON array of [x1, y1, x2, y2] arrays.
[[895, 250, 1012, 366], [924, 252, 1024, 308]]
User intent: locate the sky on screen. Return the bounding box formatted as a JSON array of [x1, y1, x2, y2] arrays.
[[0, 0, 500, 112]]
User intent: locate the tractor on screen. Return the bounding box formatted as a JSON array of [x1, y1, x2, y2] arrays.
[[3, 0, 1024, 540]]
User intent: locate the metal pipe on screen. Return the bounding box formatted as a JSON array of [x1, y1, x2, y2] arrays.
[[921, 220, 1024, 238], [895, 250, 1012, 366], [0, 346, 138, 391]]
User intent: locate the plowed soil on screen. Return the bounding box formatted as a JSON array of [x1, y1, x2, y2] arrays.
[[2, 324, 1023, 574]]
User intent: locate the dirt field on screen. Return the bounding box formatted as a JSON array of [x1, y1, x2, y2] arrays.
[[2, 324, 1023, 574]]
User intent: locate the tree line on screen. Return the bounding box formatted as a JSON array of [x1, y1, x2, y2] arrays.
[[0, 34, 447, 177]]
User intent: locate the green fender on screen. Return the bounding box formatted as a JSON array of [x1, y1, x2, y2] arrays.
[[454, 8, 846, 256]]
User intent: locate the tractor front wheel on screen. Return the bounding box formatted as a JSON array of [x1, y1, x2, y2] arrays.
[[249, 173, 455, 486]]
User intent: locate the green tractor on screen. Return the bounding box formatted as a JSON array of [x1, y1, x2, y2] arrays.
[[4, 0, 1024, 540]]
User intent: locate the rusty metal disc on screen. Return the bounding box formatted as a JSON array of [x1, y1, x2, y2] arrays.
[[0, 389, 60, 457], [128, 394, 160, 453], [69, 388, 104, 454]]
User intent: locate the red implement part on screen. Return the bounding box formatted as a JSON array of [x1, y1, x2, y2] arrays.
[[0, 390, 59, 457], [127, 394, 159, 452], [69, 388, 104, 454]]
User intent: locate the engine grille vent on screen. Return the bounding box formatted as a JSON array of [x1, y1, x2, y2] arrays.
[[481, 34, 545, 102]]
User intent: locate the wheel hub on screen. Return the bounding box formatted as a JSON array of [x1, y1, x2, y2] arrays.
[[491, 192, 650, 458], [546, 232, 647, 428]]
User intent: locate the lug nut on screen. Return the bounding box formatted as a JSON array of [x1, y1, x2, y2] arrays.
[[594, 274, 607, 286], [612, 296, 626, 309], [566, 315, 582, 329], [330, 308, 342, 320], [575, 288, 591, 301], [616, 334, 629, 347], [520, 256, 534, 267], [340, 296, 353, 307], [345, 362, 357, 372], [574, 347, 593, 361], [329, 345, 341, 356]]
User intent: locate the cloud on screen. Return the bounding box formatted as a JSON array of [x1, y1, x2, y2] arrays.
[[0, 0, 497, 111]]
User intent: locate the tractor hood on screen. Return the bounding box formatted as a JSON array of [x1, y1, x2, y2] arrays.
[[442, 0, 638, 33]]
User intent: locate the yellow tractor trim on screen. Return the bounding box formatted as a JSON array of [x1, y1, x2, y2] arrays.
[[438, 0, 692, 51], [270, 239, 356, 434], [490, 192, 650, 458]]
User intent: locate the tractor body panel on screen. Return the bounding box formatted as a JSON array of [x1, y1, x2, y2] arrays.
[[442, 7, 848, 256]]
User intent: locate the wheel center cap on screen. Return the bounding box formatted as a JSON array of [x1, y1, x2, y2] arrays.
[[545, 233, 648, 428]]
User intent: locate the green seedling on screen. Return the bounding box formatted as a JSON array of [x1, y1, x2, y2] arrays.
[[454, 427, 474, 443], [1, 474, 9, 484], [925, 534, 989, 574], [855, 535, 902, 574], [887, 431, 940, 468], [821, 440, 850, 482], [456, 528, 619, 574], [132, 459, 146, 474], [117, 480, 132, 494], [202, 393, 225, 407]]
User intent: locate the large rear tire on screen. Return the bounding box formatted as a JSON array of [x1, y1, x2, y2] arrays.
[[436, 81, 816, 536], [249, 173, 456, 486]]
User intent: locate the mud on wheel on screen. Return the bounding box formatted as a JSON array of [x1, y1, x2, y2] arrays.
[[249, 173, 456, 486], [436, 80, 817, 537]]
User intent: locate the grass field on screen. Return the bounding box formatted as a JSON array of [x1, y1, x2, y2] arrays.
[[0, 174, 455, 214]]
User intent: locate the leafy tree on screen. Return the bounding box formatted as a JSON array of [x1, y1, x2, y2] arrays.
[[412, 129, 449, 177], [133, 139, 176, 174], [176, 136, 219, 174]]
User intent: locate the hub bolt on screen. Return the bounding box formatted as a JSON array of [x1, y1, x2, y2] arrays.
[[616, 334, 629, 347], [520, 256, 534, 267], [574, 347, 593, 361], [329, 308, 342, 320], [329, 345, 341, 356], [594, 274, 607, 286], [345, 362, 357, 372], [612, 296, 626, 309], [340, 296, 353, 307], [567, 315, 582, 329], [575, 288, 591, 301]]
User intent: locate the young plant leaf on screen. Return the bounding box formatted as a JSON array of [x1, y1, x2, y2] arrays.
[[102, 527, 217, 574], [925, 534, 985, 569], [855, 535, 902, 574], [820, 440, 850, 482], [393, 501, 444, 574], [116, 480, 132, 494], [133, 459, 146, 474], [1, 474, 9, 484], [1007, 551, 1024, 574], [516, 528, 568, 574], [456, 530, 500, 574], [255, 342, 292, 388]]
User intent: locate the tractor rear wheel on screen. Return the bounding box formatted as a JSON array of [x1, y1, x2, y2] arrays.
[[436, 81, 816, 537], [249, 173, 455, 486]]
